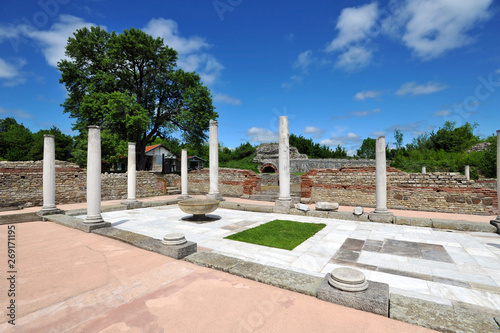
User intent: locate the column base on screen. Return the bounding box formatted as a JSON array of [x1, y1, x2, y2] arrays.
[[490, 217, 500, 234], [368, 210, 395, 224], [121, 199, 142, 209], [206, 192, 224, 201], [37, 207, 65, 216], [77, 220, 111, 232], [273, 198, 294, 214], [178, 194, 191, 200]]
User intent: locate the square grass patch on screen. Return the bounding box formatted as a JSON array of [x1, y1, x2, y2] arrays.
[[225, 219, 326, 251]]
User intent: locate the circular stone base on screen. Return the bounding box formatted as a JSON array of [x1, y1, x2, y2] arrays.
[[328, 267, 368, 292], [162, 233, 187, 246], [181, 214, 221, 223]]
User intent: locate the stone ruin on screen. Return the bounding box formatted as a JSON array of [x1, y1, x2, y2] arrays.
[[253, 143, 308, 163]]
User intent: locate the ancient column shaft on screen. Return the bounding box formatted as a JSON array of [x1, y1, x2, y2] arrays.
[[179, 149, 190, 199], [127, 142, 138, 203], [84, 126, 104, 224], [42, 135, 57, 211], [207, 120, 222, 201], [278, 116, 291, 200], [374, 136, 389, 214]]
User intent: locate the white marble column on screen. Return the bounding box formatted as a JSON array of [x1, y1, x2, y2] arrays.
[[465, 165, 470, 181], [126, 142, 138, 203], [494, 130, 500, 223], [422, 166, 426, 174], [179, 149, 190, 200], [40, 135, 62, 214], [207, 120, 223, 201], [370, 136, 393, 221], [84, 126, 104, 224], [274, 116, 293, 213]]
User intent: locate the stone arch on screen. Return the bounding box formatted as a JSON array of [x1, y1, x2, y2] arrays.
[[260, 163, 278, 174]]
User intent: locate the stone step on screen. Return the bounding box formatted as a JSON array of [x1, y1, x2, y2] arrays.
[[166, 187, 181, 195], [249, 193, 300, 202]]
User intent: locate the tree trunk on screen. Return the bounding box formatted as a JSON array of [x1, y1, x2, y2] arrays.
[[137, 141, 147, 171]]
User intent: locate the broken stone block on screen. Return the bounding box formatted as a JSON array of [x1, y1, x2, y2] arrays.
[[315, 201, 339, 211], [296, 203, 311, 212]]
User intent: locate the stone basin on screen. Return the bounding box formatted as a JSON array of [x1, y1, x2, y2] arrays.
[[178, 199, 220, 222]]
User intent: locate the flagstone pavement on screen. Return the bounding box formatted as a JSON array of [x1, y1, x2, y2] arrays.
[[90, 204, 500, 313]]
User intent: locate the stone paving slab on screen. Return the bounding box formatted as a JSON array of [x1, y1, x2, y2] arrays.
[[390, 294, 500, 333], [98, 205, 500, 317]]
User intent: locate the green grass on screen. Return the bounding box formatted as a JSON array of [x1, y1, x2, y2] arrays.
[[225, 219, 326, 251]]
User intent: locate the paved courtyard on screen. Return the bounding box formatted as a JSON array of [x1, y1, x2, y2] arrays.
[[91, 205, 500, 313]]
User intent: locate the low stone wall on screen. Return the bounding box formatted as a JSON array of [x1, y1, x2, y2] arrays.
[[259, 158, 384, 173], [301, 168, 498, 215], [0, 161, 179, 208], [188, 168, 260, 197]]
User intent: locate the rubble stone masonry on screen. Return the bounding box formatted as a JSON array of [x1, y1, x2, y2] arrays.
[[0, 161, 180, 208], [301, 167, 498, 215], [188, 168, 260, 197]]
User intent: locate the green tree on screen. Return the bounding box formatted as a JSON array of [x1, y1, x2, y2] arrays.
[[27, 127, 74, 161], [58, 26, 217, 170], [394, 129, 403, 149], [428, 121, 479, 153], [356, 137, 376, 159], [0, 117, 33, 161]]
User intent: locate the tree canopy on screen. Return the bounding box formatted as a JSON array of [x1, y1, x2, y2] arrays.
[[58, 26, 217, 170], [289, 134, 347, 158]]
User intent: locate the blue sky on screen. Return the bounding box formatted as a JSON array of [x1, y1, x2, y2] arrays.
[[0, 0, 499, 155]]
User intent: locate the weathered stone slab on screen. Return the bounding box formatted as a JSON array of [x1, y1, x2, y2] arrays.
[[432, 218, 497, 233], [228, 261, 323, 296], [317, 273, 389, 317], [184, 251, 244, 272], [296, 203, 310, 212], [395, 216, 432, 227], [92, 227, 150, 245], [316, 201, 339, 211], [0, 212, 42, 224], [390, 294, 500, 333], [368, 212, 395, 224], [158, 241, 197, 259]]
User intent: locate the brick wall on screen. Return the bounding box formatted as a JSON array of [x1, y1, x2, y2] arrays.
[[301, 167, 498, 215], [188, 168, 260, 197], [0, 161, 179, 208]]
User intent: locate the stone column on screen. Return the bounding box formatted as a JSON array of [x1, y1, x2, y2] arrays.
[[422, 166, 426, 174], [369, 136, 393, 223], [83, 126, 106, 226], [39, 135, 63, 215], [465, 165, 470, 181], [126, 142, 138, 204], [178, 149, 190, 200], [274, 116, 293, 213], [206, 120, 223, 201], [492, 130, 500, 224]]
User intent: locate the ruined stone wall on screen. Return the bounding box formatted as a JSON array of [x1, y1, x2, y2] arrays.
[[301, 167, 498, 215], [188, 168, 260, 197], [0, 161, 177, 208], [260, 158, 383, 173]]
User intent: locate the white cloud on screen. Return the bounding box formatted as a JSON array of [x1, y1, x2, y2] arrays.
[[396, 81, 448, 96], [334, 46, 372, 70], [246, 127, 279, 143], [293, 50, 314, 72], [0, 58, 26, 86], [326, 3, 378, 71], [386, 122, 425, 135], [433, 110, 451, 117], [282, 75, 303, 90], [213, 93, 241, 105], [320, 132, 362, 147], [326, 3, 379, 52], [386, 0, 494, 60], [354, 90, 381, 100], [0, 106, 34, 119], [303, 126, 323, 135], [372, 131, 386, 137], [26, 15, 96, 67], [349, 110, 370, 117], [144, 18, 223, 85]]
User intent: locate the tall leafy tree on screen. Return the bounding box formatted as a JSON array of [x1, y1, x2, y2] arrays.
[[356, 137, 376, 159], [58, 27, 217, 170], [0, 117, 33, 161], [27, 127, 74, 161]]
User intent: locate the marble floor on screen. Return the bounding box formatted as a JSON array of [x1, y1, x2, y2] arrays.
[[86, 206, 500, 312]]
